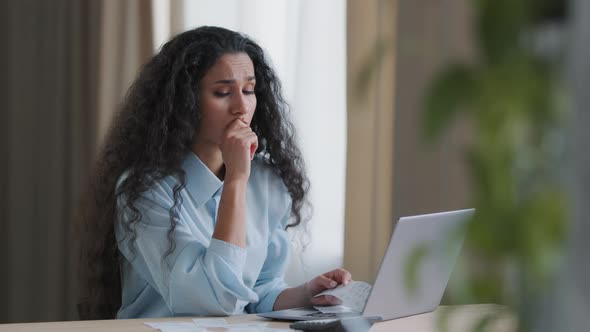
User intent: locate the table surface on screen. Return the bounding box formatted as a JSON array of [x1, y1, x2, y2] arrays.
[[0, 304, 515, 331]]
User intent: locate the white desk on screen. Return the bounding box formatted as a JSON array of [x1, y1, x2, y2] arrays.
[[0, 304, 514, 331]]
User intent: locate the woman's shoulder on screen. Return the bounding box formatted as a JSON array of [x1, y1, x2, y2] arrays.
[[115, 169, 178, 207]]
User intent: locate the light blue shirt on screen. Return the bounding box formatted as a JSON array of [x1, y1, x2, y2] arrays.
[[114, 153, 292, 318]]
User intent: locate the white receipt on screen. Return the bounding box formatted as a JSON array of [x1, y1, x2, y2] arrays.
[[313, 280, 372, 313]]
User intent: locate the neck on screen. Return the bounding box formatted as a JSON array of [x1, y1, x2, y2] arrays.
[[192, 142, 224, 179]]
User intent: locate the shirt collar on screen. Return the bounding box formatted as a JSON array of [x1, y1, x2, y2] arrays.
[[182, 152, 223, 208]]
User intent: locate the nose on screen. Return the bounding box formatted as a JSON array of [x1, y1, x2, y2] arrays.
[[231, 94, 249, 116]]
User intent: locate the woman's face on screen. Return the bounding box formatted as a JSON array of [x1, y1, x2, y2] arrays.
[[196, 52, 257, 146]]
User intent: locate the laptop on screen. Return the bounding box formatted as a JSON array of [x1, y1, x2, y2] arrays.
[[257, 208, 474, 321]]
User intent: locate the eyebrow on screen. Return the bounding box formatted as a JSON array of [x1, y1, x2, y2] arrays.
[[213, 76, 256, 84]]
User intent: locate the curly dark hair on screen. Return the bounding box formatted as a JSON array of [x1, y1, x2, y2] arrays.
[[77, 26, 310, 320]]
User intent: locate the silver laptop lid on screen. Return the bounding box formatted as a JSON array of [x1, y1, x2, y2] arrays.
[[362, 208, 473, 320]]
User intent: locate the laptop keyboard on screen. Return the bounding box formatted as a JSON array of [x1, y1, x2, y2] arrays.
[[304, 312, 340, 318]]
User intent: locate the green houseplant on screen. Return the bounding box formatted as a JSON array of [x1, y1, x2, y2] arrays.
[[423, 0, 567, 331]]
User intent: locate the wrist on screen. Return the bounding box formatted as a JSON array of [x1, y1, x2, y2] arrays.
[[223, 175, 249, 188], [273, 284, 312, 311], [223, 172, 250, 186], [301, 282, 313, 306], [220, 180, 247, 205]]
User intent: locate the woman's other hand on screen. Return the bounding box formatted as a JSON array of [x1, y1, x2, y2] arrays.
[[305, 269, 353, 306]]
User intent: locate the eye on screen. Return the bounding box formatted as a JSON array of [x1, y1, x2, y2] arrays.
[[214, 91, 230, 97], [243, 90, 255, 95]]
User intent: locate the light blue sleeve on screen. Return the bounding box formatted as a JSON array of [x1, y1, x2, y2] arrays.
[[115, 181, 259, 316], [246, 201, 292, 313]]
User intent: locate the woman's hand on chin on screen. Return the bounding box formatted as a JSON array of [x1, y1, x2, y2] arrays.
[[220, 118, 258, 182]]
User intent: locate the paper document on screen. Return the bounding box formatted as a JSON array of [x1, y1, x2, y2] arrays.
[[191, 318, 228, 328], [145, 319, 288, 332], [154, 327, 203, 332], [314, 280, 372, 313], [144, 321, 205, 332]]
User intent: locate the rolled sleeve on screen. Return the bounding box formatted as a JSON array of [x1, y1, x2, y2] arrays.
[[250, 280, 287, 313], [206, 238, 247, 271], [168, 239, 258, 316], [247, 203, 292, 313]]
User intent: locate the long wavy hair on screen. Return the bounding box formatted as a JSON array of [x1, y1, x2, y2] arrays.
[[77, 26, 310, 320]]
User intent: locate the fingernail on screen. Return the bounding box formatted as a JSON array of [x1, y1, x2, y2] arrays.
[[329, 281, 337, 287]]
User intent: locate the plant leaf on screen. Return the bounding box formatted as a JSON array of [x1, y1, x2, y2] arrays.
[[404, 245, 428, 295], [423, 64, 477, 142]]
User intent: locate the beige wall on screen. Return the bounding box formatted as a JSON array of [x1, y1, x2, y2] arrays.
[[345, 0, 473, 283], [345, 0, 397, 283], [392, 0, 473, 221]]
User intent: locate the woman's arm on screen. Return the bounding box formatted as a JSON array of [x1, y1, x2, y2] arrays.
[[115, 185, 259, 316], [212, 179, 248, 247], [212, 119, 258, 248]]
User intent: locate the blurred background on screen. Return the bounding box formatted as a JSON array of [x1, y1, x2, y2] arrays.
[[1, 0, 588, 330]]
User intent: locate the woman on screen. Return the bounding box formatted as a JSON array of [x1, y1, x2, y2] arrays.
[[78, 26, 351, 319]]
